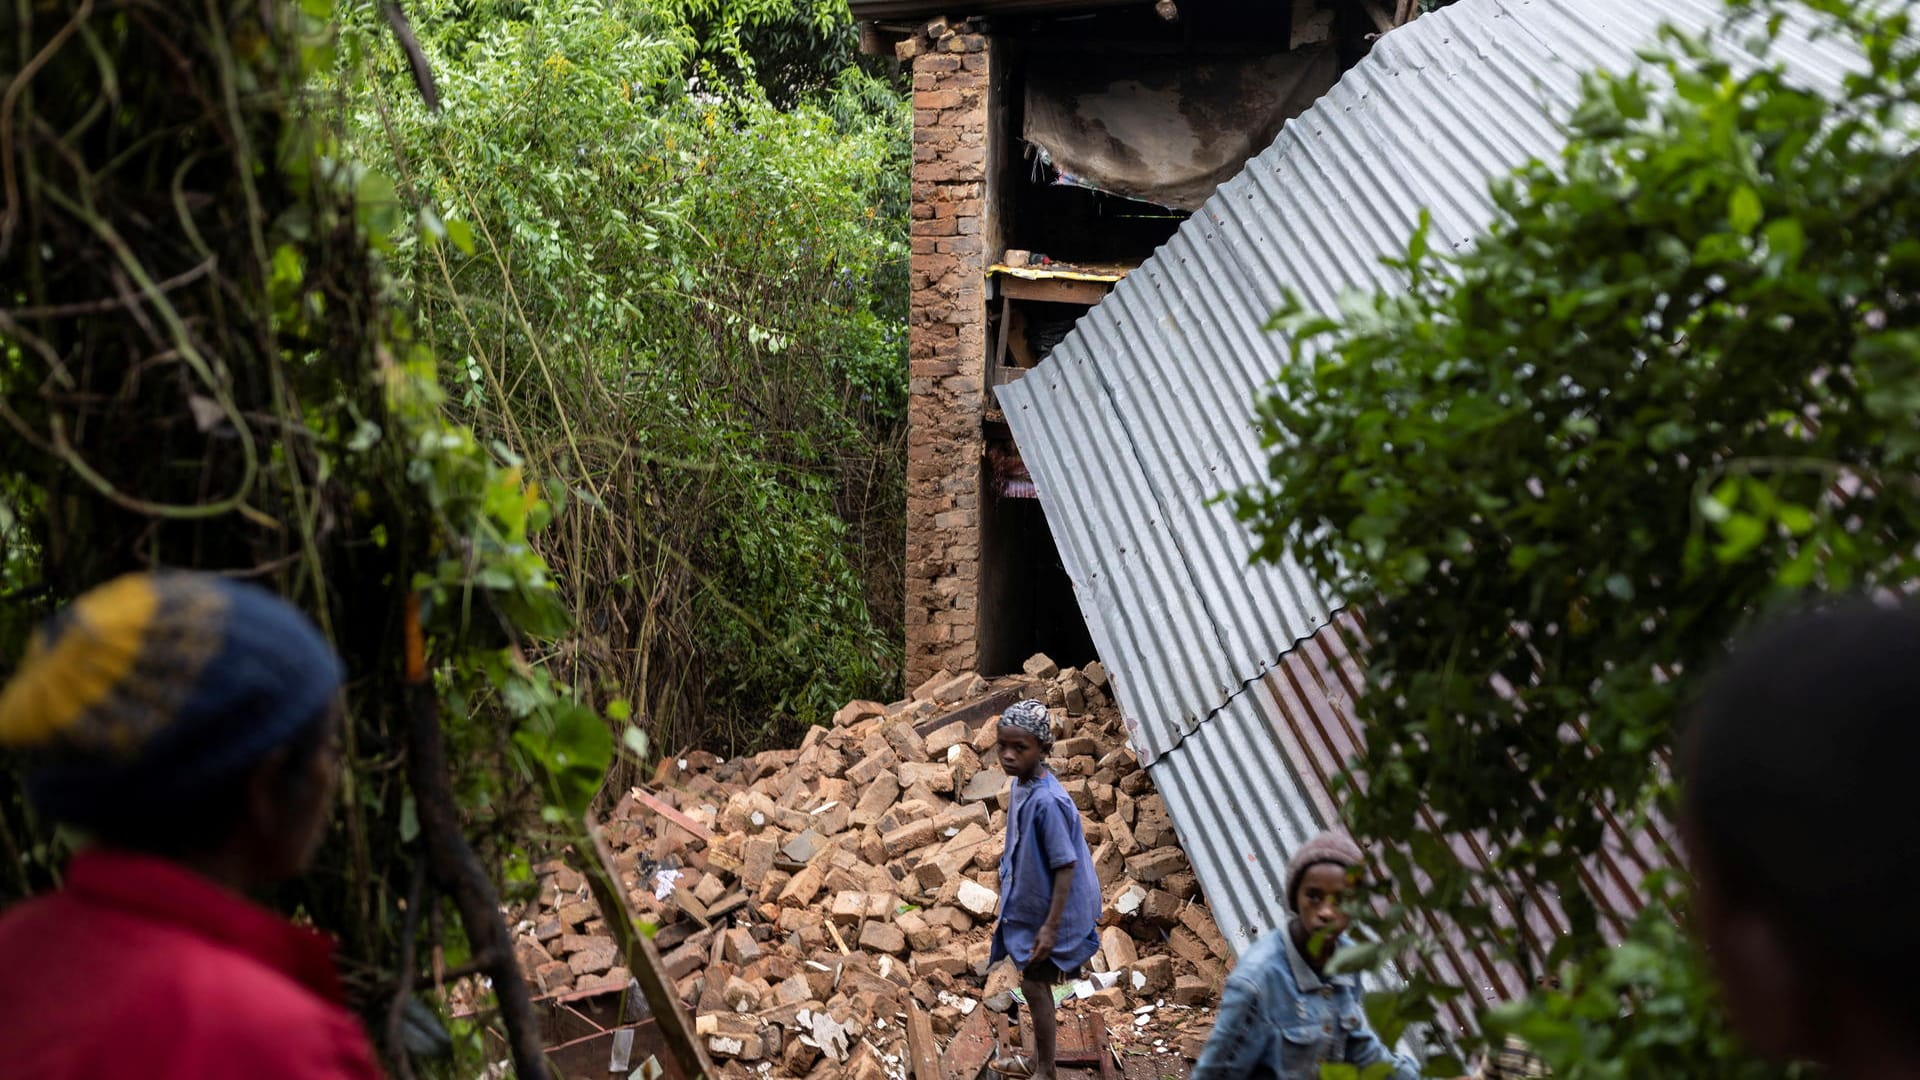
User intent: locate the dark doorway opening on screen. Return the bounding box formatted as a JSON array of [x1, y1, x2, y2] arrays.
[[979, 459, 1098, 676]]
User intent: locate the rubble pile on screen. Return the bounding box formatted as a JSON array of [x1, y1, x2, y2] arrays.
[[512, 655, 1229, 1078]]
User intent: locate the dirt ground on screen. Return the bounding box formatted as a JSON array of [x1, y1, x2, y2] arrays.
[[1114, 1050, 1195, 1079], [1045, 1053, 1190, 1080]]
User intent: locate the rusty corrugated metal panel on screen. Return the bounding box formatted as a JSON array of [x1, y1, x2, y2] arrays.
[[1150, 612, 1682, 1035]]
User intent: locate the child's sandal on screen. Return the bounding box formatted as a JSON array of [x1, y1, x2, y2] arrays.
[[989, 1051, 1037, 1078]]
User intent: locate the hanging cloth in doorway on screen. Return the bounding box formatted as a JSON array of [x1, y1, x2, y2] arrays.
[[988, 441, 1036, 499], [1023, 45, 1341, 212]]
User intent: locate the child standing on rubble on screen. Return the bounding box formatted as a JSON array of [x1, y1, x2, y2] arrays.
[[988, 699, 1101, 1080]]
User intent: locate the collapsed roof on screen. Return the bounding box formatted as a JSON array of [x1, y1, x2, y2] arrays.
[[996, 0, 1861, 1030]]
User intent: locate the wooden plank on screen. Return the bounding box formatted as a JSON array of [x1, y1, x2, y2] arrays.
[[990, 293, 1012, 387], [943, 1006, 996, 1080], [825, 917, 853, 956], [999, 275, 1111, 306], [1006, 303, 1039, 368], [907, 1002, 943, 1080], [1056, 1012, 1115, 1077], [582, 818, 717, 1080], [913, 688, 1021, 737], [670, 888, 711, 927], [989, 260, 1133, 281], [628, 786, 714, 844]]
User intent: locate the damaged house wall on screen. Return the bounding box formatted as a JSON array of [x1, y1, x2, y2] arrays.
[[890, 0, 1364, 687], [995, 0, 1863, 1033], [905, 28, 996, 685]]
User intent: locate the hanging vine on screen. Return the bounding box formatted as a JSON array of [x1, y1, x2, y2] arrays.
[[0, 2, 630, 1075]]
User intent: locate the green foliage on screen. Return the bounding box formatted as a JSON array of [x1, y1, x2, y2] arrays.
[[346, 0, 909, 754], [0, 1, 631, 1071], [1485, 883, 1806, 1080], [666, 0, 868, 107], [1233, 0, 1920, 1070], [5, 0, 899, 1068]]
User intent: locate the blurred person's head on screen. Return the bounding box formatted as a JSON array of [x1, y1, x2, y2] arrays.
[[0, 572, 345, 890], [1685, 601, 1920, 1077], [1286, 831, 1363, 965]]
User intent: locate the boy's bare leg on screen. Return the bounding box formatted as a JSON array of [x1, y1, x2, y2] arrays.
[[1022, 976, 1057, 1080]]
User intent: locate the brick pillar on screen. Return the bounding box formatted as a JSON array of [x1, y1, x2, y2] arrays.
[[905, 31, 990, 687]]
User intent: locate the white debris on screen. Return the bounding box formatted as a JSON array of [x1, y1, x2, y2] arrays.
[[797, 1010, 852, 1062], [651, 867, 683, 901]]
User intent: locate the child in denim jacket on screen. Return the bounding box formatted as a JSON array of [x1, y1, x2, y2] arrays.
[[1192, 833, 1440, 1080]]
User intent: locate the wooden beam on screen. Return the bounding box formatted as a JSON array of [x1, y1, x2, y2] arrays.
[[998, 275, 1111, 306], [582, 820, 716, 1080], [913, 687, 1021, 737], [670, 887, 711, 928], [942, 1007, 996, 1080], [989, 293, 1012, 388], [825, 917, 853, 956], [627, 786, 713, 844], [1006, 304, 1038, 368], [907, 1002, 943, 1080]]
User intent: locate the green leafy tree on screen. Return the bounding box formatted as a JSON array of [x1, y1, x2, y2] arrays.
[[346, 0, 911, 755], [0, 2, 648, 1073], [1233, 0, 1918, 1072], [5, 0, 901, 1071], [668, 0, 872, 107]]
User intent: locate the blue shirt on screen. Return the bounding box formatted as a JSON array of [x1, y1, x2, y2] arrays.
[[1191, 923, 1420, 1080], [988, 770, 1100, 972]]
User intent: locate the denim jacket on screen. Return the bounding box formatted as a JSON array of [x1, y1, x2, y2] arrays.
[[1191, 923, 1420, 1080]]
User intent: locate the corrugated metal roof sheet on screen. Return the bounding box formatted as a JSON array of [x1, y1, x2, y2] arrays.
[[995, 0, 1865, 1014], [1155, 611, 1682, 1034], [998, 0, 1862, 767]]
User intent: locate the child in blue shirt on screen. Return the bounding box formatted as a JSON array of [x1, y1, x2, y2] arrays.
[[988, 700, 1101, 1079]]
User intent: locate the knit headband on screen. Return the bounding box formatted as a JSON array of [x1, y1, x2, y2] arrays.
[[0, 572, 343, 822], [1285, 831, 1365, 911]]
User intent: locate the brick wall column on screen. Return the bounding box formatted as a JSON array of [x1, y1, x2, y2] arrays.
[[905, 29, 990, 686]]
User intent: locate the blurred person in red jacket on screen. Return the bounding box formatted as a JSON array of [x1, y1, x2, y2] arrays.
[[0, 571, 379, 1079]]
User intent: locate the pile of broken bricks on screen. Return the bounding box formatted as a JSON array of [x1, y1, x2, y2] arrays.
[[507, 655, 1232, 1079]]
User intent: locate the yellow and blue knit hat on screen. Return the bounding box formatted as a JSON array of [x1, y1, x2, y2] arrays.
[[0, 572, 343, 820]]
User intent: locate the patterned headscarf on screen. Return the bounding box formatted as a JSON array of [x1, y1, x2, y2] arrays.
[[0, 572, 343, 822], [997, 698, 1053, 750]]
